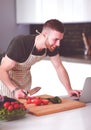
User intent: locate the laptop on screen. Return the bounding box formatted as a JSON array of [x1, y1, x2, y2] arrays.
[[66, 77, 91, 103]]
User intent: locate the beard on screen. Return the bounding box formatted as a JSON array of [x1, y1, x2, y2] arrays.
[[45, 40, 56, 52]]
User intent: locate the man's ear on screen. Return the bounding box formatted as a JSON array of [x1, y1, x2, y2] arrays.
[[42, 32, 48, 40]]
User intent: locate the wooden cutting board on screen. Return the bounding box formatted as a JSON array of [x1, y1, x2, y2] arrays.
[[19, 94, 86, 116]]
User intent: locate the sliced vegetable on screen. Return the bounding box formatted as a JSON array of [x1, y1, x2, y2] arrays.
[[44, 96, 62, 104], [25, 96, 62, 105], [41, 99, 49, 105]]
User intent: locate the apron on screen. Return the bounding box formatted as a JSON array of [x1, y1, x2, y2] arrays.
[[0, 47, 46, 98]]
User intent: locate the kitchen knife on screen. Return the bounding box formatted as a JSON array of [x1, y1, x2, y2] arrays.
[[24, 87, 41, 96], [27, 87, 41, 95]]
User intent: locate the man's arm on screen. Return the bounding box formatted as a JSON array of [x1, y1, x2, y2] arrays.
[[0, 55, 26, 98], [50, 54, 81, 96], [0, 55, 17, 91]]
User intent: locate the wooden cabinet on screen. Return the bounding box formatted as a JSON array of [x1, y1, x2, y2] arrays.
[[16, 0, 91, 24]]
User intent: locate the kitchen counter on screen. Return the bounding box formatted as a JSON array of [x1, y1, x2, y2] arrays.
[[61, 55, 91, 64], [0, 102, 91, 130]]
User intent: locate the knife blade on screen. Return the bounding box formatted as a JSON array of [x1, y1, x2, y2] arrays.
[[23, 87, 41, 96], [27, 87, 41, 95]]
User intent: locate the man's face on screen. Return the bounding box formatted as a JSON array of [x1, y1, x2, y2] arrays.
[[45, 30, 64, 52]]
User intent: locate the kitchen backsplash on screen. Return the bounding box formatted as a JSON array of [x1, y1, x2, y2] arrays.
[[30, 23, 91, 56]]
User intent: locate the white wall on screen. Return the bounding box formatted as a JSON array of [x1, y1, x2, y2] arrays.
[[31, 60, 91, 96], [0, 0, 29, 53]]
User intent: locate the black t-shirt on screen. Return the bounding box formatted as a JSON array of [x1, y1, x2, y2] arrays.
[[6, 35, 59, 63]]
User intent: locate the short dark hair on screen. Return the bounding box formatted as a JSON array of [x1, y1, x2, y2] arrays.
[[43, 19, 64, 33]]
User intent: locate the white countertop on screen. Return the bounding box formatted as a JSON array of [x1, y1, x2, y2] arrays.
[[0, 103, 91, 130]]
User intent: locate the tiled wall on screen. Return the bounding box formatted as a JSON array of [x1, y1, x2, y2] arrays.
[[30, 23, 91, 56], [60, 23, 91, 56]]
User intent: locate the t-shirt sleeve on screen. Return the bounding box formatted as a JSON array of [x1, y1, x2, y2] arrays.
[[6, 35, 34, 63], [47, 47, 59, 57]]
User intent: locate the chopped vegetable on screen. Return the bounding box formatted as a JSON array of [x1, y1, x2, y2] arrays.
[[44, 96, 62, 104]]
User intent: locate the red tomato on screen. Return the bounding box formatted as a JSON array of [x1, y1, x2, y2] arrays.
[[27, 96, 35, 100], [14, 103, 20, 109], [19, 103, 24, 108], [19, 103, 26, 110], [8, 105, 13, 111], [3, 102, 10, 108], [31, 98, 42, 105], [42, 99, 49, 105], [26, 98, 31, 104], [11, 101, 16, 105]]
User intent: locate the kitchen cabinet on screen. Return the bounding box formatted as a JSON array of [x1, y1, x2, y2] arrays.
[[31, 59, 91, 96], [72, 0, 91, 22], [16, 0, 42, 24], [16, 0, 91, 24]]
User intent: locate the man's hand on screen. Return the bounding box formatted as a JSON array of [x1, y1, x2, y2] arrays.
[[69, 90, 82, 97], [14, 89, 27, 99]]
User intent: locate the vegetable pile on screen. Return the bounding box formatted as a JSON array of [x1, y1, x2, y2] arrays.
[[26, 96, 62, 106], [0, 95, 26, 121]]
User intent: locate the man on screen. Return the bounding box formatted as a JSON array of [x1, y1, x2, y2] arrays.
[[0, 19, 81, 99]]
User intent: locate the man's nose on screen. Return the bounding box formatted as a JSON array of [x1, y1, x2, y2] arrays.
[[56, 41, 60, 46]]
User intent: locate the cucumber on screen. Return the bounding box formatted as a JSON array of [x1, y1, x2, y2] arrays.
[[44, 96, 62, 104]]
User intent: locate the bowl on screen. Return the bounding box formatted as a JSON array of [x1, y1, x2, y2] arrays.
[[0, 100, 27, 121]]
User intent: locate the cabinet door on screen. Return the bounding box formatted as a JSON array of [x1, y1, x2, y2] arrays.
[[73, 0, 91, 22], [16, 0, 91, 23], [16, 0, 42, 24], [41, 0, 63, 23]]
